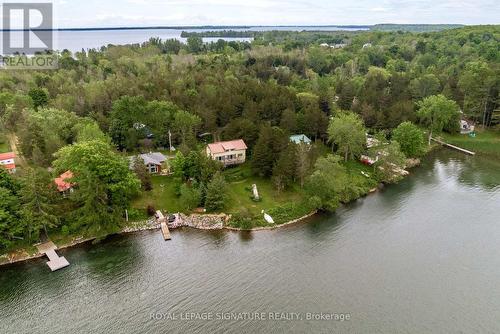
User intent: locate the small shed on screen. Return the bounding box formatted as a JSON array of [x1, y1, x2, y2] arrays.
[[290, 134, 312, 145]]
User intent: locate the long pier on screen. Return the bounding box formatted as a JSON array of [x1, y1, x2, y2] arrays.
[[431, 137, 475, 156], [156, 211, 171, 240], [36, 241, 70, 271]]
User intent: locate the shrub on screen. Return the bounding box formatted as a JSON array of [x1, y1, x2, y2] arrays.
[[146, 205, 156, 216], [392, 121, 425, 158]]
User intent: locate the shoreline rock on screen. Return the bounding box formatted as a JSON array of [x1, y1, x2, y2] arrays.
[[0, 162, 414, 267]]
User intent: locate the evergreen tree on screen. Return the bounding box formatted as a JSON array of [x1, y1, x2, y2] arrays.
[[251, 125, 288, 177], [272, 144, 297, 193], [0, 169, 21, 248], [19, 167, 59, 241], [205, 172, 228, 212]]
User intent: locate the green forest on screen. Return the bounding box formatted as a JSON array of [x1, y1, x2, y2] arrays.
[[0, 25, 499, 250]]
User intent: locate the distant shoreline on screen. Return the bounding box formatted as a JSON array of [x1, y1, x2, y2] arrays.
[[0, 25, 372, 32], [0, 23, 471, 33]]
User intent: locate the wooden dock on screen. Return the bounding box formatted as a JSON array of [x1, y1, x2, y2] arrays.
[[431, 137, 476, 156], [36, 241, 70, 272], [156, 211, 171, 241]]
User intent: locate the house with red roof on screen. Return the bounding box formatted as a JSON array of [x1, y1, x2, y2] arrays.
[[0, 152, 16, 174], [54, 171, 74, 194], [206, 139, 247, 167]]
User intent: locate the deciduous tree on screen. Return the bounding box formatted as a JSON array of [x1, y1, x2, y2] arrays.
[[417, 94, 460, 145], [328, 112, 366, 161]]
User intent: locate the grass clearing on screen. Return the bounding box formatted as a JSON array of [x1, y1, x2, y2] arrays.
[[0, 133, 10, 153], [131, 175, 184, 214], [223, 163, 306, 216], [442, 130, 500, 158]]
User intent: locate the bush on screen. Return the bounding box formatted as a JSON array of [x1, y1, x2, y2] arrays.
[[392, 121, 425, 158], [61, 225, 70, 236], [128, 208, 148, 221], [267, 202, 313, 225], [229, 208, 263, 229], [146, 205, 156, 216]]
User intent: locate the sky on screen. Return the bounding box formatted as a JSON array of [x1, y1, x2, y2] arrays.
[[2, 0, 499, 28]]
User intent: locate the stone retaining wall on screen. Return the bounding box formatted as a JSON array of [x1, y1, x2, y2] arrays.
[[176, 213, 228, 230]]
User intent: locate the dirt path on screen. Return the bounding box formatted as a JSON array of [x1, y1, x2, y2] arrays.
[[7, 133, 28, 168]]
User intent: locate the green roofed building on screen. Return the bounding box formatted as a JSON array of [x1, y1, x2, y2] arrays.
[[290, 134, 312, 145]]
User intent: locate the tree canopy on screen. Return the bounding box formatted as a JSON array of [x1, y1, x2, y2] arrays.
[[328, 112, 366, 161]]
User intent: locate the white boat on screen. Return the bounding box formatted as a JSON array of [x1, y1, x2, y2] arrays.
[[264, 213, 275, 224]]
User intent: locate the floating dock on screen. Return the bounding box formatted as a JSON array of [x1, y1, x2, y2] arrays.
[[431, 137, 476, 156], [36, 241, 70, 272], [156, 211, 171, 241]]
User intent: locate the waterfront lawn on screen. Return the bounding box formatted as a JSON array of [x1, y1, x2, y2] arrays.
[[442, 130, 500, 159], [343, 160, 380, 190], [224, 164, 306, 216], [131, 175, 184, 214]]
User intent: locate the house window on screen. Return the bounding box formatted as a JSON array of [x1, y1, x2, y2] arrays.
[[148, 164, 157, 173], [238, 154, 243, 158]]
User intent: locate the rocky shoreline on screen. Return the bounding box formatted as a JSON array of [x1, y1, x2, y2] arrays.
[[0, 158, 421, 268], [0, 210, 317, 267]]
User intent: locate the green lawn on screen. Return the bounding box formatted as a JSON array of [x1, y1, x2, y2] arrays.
[[130, 163, 307, 225], [442, 130, 500, 159], [0, 134, 10, 153], [223, 164, 305, 216], [131, 175, 184, 214]]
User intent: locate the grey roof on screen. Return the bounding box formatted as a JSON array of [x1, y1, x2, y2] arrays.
[[129, 152, 167, 168], [290, 134, 312, 144]]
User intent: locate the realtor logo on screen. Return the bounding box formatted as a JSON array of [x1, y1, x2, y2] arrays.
[[2, 3, 53, 55]]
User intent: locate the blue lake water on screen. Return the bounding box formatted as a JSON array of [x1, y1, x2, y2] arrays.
[[4, 26, 367, 53]]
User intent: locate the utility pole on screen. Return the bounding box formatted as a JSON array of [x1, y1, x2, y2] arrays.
[[168, 130, 173, 151]]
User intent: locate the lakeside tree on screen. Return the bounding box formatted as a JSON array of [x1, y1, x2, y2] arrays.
[[19, 167, 59, 241], [272, 144, 297, 193], [328, 112, 366, 161], [417, 94, 461, 145], [392, 121, 425, 158], [53, 140, 141, 236], [187, 36, 204, 54], [305, 155, 349, 211], [373, 141, 407, 183], [0, 169, 21, 248], [458, 61, 495, 127], [179, 183, 202, 211], [205, 172, 228, 212], [295, 143, 311, 188]]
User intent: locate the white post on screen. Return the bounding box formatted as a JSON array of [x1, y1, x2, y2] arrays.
[[168, 130, 173, 152]]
